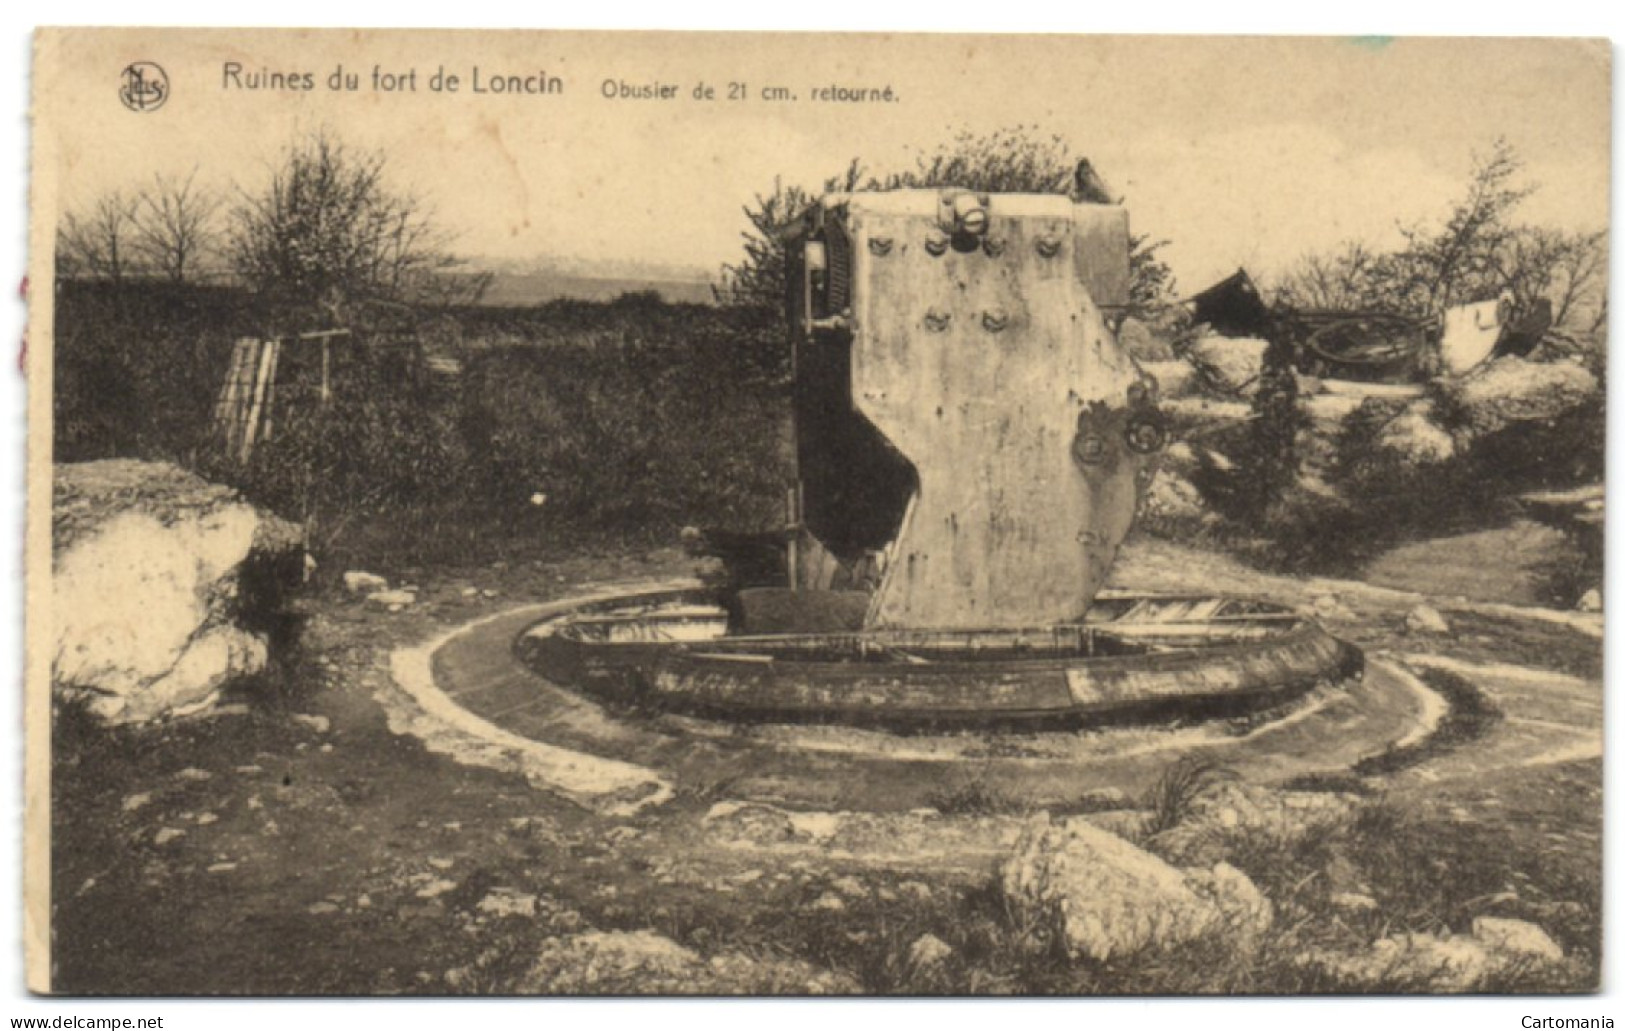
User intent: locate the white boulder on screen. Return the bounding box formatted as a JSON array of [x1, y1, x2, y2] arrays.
[[1405, 604, 1452, 635], [1141, 468, 1209, 523], [343, 570, 389, 594], [1376, 402, 1457, 464], [999, 815, 1272, 962], [1443, 357, 1599, 438], [1471, 916, 1564, 965], [1186, 335, 1269, 398], [52, 461, 300, 723], [1302, 918, 1564, 991]]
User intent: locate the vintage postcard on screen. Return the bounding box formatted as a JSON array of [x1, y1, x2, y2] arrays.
[[26, 28, 1609, 999]]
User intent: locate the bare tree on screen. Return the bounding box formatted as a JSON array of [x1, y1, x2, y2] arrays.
[[1273, 140, 1605, 332], [715, 160, 863, 310], [228, 129, 457, 316], [133, 169, 221, 283], [1274, 242, 1387, 311], [57, 191, 142, 281], [1494, 225, 1607, 331], [1382, 138, 1534, 316]]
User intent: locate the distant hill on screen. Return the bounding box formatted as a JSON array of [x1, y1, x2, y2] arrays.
[[457, 255, 719, 307], [63, 257, 723, 307], [472, 271, 717, 307]]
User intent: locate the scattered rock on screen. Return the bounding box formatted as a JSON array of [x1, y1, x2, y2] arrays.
[[307, 902, 340, 916], [476, 889, 538, 918], [154, 828, 186, 846], [810, 893, 847, 913], [1076, 787, 1129, 808], [704, 952, 859, 995], [830, 876, 868, 899], [1376, 402, 1457, 464], [1329, 891, 1379, 913], [428, 857, 454, 870], [1405, 604, 1452, 635], [415, 879, 458, 899], [1150, 782, 1356, 865], [1303, 933, 1489, 992], [1000, 815, 1271, 962], [519, 931, 700, 992], [1302, 917, 1564, 991], [898, 881, 933, 902], [121, 792, 152, 812], [787, 811, 843, 841], [517, 930, 856, 994], [1142, 468, 1208, 523], [1161, 441, 1198, 474], [205, 862, 236, 874], [174, 767, 213, 782], [1311, 593, 1358, 622], [367, 589, 418, 608], [343, 571, 390, 594], [195, 812, 218, 826], [1200, 447, 1236, 473], [907, 934, 954, 970], [603, 825, 639, 845], [1576, 588, 1602, 613], [1472, 916, 1563, 964], [292, 713, 330, 734], [703, 801, 796, 845]]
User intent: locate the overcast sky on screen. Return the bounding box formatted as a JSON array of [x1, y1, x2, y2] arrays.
[[38, 30, 1610, 293]]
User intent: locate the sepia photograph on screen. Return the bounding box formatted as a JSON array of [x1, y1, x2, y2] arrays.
[[22, 25, 1611, 1004]]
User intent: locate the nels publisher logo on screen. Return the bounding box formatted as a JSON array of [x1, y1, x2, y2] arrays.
[[119, 62, 169, 112]]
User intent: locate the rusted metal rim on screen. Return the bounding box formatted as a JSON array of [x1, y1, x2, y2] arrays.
[[516, 588, 1363, 732]]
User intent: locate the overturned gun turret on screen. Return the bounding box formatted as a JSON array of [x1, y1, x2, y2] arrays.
[[784, 188, 1166, 629], [524, 181, 1359, 731]]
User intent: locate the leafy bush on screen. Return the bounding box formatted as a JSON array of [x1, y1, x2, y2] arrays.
[[54, 281, 791, 565], [53, 280, 269, 462], [717, 126, 1180, 320], [457, 300, 789, 536]]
